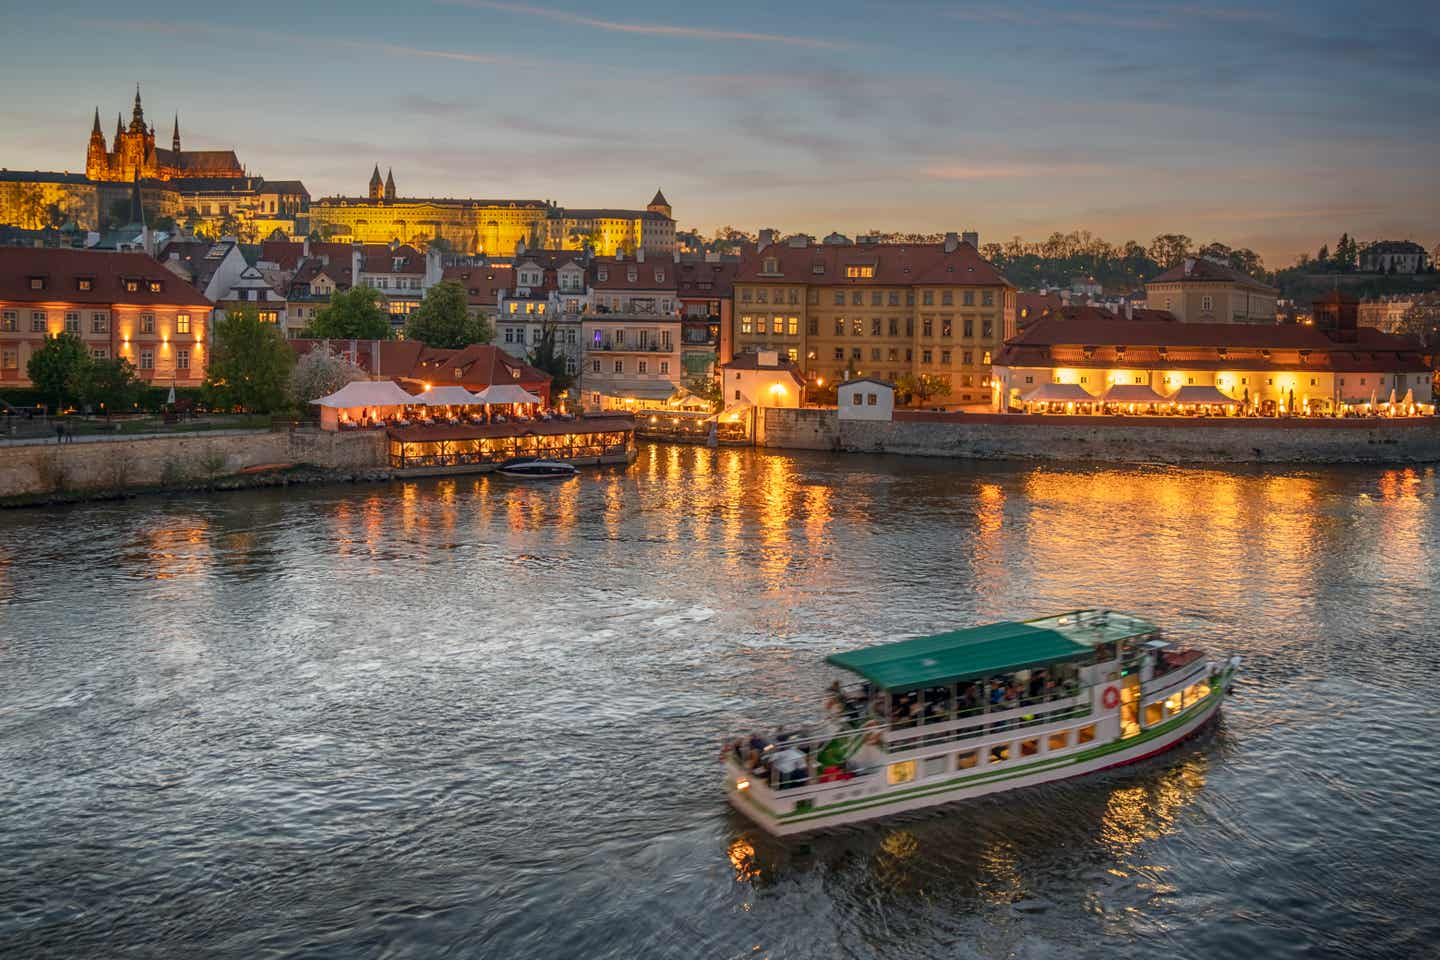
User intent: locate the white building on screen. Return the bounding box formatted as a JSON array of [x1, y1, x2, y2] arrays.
[[720, 350, 804, 410], [838, 377, 895, 420], [580, 251, 683, 410]]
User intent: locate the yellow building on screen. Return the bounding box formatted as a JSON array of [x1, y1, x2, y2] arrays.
[[541, 190, 677, 257], [1145, 257, 1277, 324], [729, 234, 1016, 406]]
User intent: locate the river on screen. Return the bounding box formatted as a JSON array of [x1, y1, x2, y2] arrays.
[[1, 445, 1437, 959]]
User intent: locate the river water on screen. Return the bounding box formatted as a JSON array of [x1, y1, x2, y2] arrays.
[[1, 445, 1437, 959]]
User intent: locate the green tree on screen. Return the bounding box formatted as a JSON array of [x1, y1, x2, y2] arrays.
[[1335, 233, 1358, 272], [309, 286, 392, 340], [404, 281, 492, 348], [683, 371, 722, 412], [895, 372, 953, 406], [203, 305, 295, 413], [526, 322, 574, 395], [75, 356, 146, 418], [1147, 234, 1193, 269], [26, 332, 90, 412]]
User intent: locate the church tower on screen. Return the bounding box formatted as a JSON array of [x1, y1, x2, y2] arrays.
[[369, 164, 384, 200], [86, 107, 108, 180], [172, 114, 181, 153], [384, 168, 396, 201], [646, 188, 672, 219]]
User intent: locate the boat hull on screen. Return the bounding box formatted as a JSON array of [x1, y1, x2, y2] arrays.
[[728, 667, 1234, 836]]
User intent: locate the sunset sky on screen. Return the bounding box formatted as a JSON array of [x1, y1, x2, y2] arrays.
[[2, 0, 1434, 266]]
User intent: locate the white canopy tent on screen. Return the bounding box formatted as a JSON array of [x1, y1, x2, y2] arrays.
[[473, 384, 544, 405], [414, 386, 483, 407], [1102, 383, 1169, 405], [311, 380, 417, 430], [1169, 385, 1239, 406], [1022, 382, 1096, 404]]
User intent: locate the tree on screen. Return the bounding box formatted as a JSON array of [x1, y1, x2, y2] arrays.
[[75, 356, 145, 418], [203, 305, 295, 413], [1198, 241, 1232, 262], [288, 344, 366, 407], [26, 332, 90, 412], [404, 281, 492, 348], [1147, 234, 1193, 269], [1228, 247, 1267, 281], [683, 371, 722, 412], [896, 372, 953, 406], [526, 322, 575, 396], [309, 286, 392, 340], [1335, 233, 1358, 272], [427, 235, 453, 255]]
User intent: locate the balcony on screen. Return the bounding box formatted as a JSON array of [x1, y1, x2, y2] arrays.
[[589, 340, 675, 353]]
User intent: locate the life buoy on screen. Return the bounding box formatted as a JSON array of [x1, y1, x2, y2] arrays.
[[1102, 686, 1120, 709]]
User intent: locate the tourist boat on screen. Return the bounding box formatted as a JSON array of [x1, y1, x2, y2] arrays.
[[497, 457, 579, 479], [723, 610, 1240, 836]]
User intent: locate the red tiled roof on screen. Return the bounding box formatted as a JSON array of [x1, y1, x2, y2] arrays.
[[676, 260, 738, 299], [720, 351, 805, 385], [734, 240, 1012, 287], [290, 339, 552, 399], [358, 244, 425, 275], [1149, 258, 1277, 292], [590, 255, 678, 292], [0, 247, 213, 307], [442, 264, 512, 307]]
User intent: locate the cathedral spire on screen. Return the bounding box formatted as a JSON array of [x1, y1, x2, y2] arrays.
[[130, 83, 146, 134], [172, 114, 180, 153], [91, 107, 102, 137], [116, 112, 123, 142], [369, 164, 383, 200], [384, 168, 396, 200]]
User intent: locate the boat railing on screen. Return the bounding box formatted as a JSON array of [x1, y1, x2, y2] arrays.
[[883, 691, 1092, 754], [1141, 656, 1210, 701]]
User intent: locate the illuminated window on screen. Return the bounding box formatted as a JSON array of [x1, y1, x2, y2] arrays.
[[0, 311, 14, 332], [176, 314, 191, 334], [983, 351, 991, 365], [1020, 738, 1040, 757], [148, 280, 162, 294], [886, 760, 916, 785], [871, 318, 881, 336], [845, 265, 874, 279], [955, 750, 979, 769], [867, 393, 877, 406], [1144, 702, 1164, 726], [124, 278, 139, 293], [141, 314, 155, 334], [28, 276, 45, 291], [787, 316, 798, 336], [989, 744, 1010, 763], [76, 277, 93, 291], [1, 349, 17, 370], [1077, 724, 1096, 744], [1165, 692, 1183, 716], [740, 316, 752, 334], [1048, 730, 1070, 751], [852, 318, 863, 336]]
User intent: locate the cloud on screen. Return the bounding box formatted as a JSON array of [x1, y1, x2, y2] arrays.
[[446, 1, 848, 49], [333, 39, 516, 65], [922, 162, 1114, 180]]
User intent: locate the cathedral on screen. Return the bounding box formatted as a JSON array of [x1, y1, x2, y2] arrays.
[[85, 85, 245, 183]]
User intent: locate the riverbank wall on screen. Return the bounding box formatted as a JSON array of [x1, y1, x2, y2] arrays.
[[760, 409, 1440, 464], [1, 430, 387, 502]]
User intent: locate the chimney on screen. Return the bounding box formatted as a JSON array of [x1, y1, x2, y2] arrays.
[[636, 247, 645, 263], [962, 230, 979, 248], [1183, 257, 1195, 276], [944, 232, 959, 253], [1125, 301, 1134, 320], [757, 228, 776, 252], [758, 349, 779, 367]]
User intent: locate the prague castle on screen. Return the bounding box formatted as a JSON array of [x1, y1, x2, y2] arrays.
[[85, 85, 245, 183]]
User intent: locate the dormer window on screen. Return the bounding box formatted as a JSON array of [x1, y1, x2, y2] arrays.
[[1216, 347, 1227, 359], [76, 277, 94, 292], [626, 267, 637, 282], [124, 278, 139, 293], [393, 257, 405, 271], [1157, 346, 1168, 359], [655, 269, 665, 284], [811, 262, 824, 275], [454, 367, 464, 379], [148, 280, 162, 293], [764, 257, 779, 274], [845, 265, 875, 279], [597, 268, 608, 282]]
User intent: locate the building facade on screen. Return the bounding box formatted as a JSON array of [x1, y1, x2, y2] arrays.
[[676, 257, 736, 381], [85, 87, 244, 183], [993, 311, 1433, 413], [1145, 257, 1278, 324], [0, 247, 213, 390], [1359, 241, 1429, 274], [580, 251, 681, 410], [494, 250, 587, 379], [1358, 295, 1417, 334], [540, 190, 676, 257], [729, 233, 1016, 406]]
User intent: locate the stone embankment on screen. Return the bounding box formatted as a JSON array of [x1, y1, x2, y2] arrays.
[[1, 429, 388, 506], [761, 408, 1440, 465]]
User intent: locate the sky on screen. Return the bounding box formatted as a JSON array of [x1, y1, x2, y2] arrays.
[[1, 0, 1435, 267]]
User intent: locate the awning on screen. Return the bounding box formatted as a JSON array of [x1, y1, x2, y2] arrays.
[[1102, 383, 1168, 404], [1170, 385, 1238, 405], [1022, 382, 1096, 403], [598, 383, 680, 401], [311, 379, 415, 408], [826, 621, 1093, 692], [414, 386, 483, 406], [473, 384, 544, 405]]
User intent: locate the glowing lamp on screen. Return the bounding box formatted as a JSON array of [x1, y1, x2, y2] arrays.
[[736, 779, 750, 791]]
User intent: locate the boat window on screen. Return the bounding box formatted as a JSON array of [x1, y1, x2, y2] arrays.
[[1020, 738, 1040, 757], [923, 756, 947, 778], [1144, 702, 1164, 726], [1164, 692, 1183, 716], [1183, 680, 1210, 707], [1077, 724, 1097, 744], [1048, 731, 1070, 751], [989, 744, 1010, 764], [955, 750, 979, 769], [887, 761, 917, 785]]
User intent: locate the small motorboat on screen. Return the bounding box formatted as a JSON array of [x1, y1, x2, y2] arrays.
[[497, 457, 579, 479]]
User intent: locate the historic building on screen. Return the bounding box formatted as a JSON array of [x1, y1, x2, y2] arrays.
[[1359, 240, 1429, 274], [0, 247, 213, 390], [580, 250, 682, 410], [676, 256, 736, 380], [540, 189, 677, 257], [729, 233, 1017, 406], [252, 239, 443, 337], [86, 86, 244, 183], [1145, 257, 1278, 324], [992, 306, 1432, 414], [495, 249, 588, 378]]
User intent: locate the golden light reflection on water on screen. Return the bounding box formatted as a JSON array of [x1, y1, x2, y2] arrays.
[[759, 457, 793, 591], [728, 836, 761, 884], [1099, 753, 1208, 860], [142, 521, 211, 581], [975, 835, 1026, 905]]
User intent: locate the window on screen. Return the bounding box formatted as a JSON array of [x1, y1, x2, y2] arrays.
[[139, 349, 154, 370], [963, 318, 973, 338], [867, 393, 877, 406], [1048, 730, 1070, 751], [834, 348, 844, 361], [77, 277, 93, 292], [870, 348, 880, 361], [1077, 724, 1097, 744], [941, 319, 953, 338], [565, 358, 577, 375], [1144, 702, 1164, 726], [905, 318, 914, 337], [845, 265, 875, 279], [869, 291, 881, 306], [852, 318, 863, 336], [141, 314, 155, 334], [922, 349, 933, 364], [30, 312, 45, 332], [851, 292, 862, 306], [613, 360, 623, 373], [923, 318, 933, 337], [504, 328, 514, 343], [148, 280, 162, 294], [886, 760, 916, 785], [787, 316, 799, 336], [807, 319, 818, 335], [955, 750, 979, 769], [591, 359, 601, 373], [91, 313, 107, 334], [964, 291, 975, 306], [834, 318, 845, 337], [756, 289, 768, 304], [1, 349, 17, 370], [887, 348, 898, 361], [28, 276, 46, 291], [0, 311, 14, 332], [638, 360, 648, 374], [1310, 378, 1317, 387], [1201, 295, 1213, 311], [982, 291, 994, 306], [176, 314, 191, 334], [740, 316, 753, 335], [734, 389, 741, 401], [124, 278, 139, 293], [851, 348, 861, 360], [982, 320, 993, 339], [1020, 738, 1040, 757], [833, 291, 845, 305], [771, 317, 784, 335], [868, 318, 879, 336], [906, 291, 915, 306], [963, 350, 974, 365], [259, 311, 278, 324], [64, 312, 79, 334], [1165, 692, 1183, 716], [763, 257, 778, 274], [659, 360, 669, 374], [176, 348, 189, 370], [989, 744, 1010, 763], [851, 392, 863, 406], [922, 291, 934, 306], [941, 350, 951, 364]]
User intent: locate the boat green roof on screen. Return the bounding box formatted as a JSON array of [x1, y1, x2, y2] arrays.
[[825, 621, 1094, 691]]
